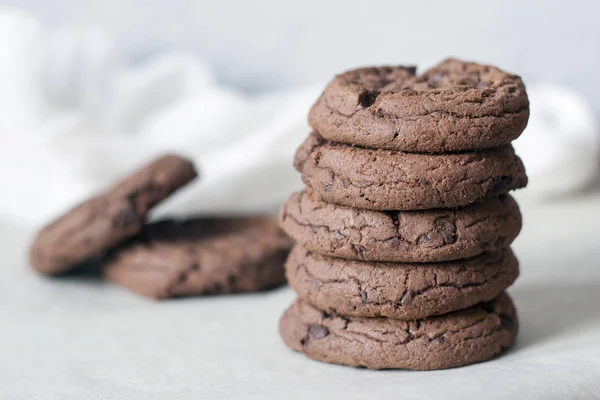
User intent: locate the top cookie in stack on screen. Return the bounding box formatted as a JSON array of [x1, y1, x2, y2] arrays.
[[279, 58, 528, 370], [309, 58, 529, 153]]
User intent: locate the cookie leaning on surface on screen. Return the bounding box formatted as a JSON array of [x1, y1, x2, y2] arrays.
[[29, 154, 197, 274], [285, 246, 519, 320], [280, 292, 518, 370], [280, 190, 522, 262], [296, 132, 527, 211], [103, 216, 292, 299], [309, 59, 529, 153]]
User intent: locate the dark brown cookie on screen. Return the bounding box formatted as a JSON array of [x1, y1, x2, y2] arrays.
[[308, 59, 529, 153], [286, 246, 518, 320], [280, 190, 521, 262], [280, 292, 518, 370], [29, 154, 198, 274], [296, 133, 527, 210], [103, 216, 292, 299]]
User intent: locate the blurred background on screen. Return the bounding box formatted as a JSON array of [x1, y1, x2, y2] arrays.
[[0, 0, 598, 226]]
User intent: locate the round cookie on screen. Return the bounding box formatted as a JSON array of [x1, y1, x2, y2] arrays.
[[103, 216, 292, 299], [29, 154, 198, 274], [296, 132, 527, 211], [285, 246, 518, 320], [308, 59, 529, 153], [280, 292, 518, 370], [280, 190, 521, 262]]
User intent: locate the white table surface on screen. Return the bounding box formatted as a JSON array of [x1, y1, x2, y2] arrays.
[[2, 193, 600, 400]]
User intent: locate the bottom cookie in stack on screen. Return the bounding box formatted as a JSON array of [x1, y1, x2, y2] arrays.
[[280, 291, 518, 371]]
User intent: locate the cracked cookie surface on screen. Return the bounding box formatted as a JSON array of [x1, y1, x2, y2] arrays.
[[280, 190, 521, 262], [308, 59, 529, 153], [296, 132, 527, 210], [280, 291, 518, 370], [29, 154, 198, 274], [103, 216, 292, 299], [286, 246, 518, 320]]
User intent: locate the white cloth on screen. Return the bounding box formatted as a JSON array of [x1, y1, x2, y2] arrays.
[[513, 84, 600, 198], [0, 8, 598, 228]]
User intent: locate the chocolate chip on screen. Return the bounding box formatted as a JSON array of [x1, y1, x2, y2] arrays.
[[228, 275, 237, 285], [323, 184, 333, 192], [400, 290, 414, 306], [443, 232, 456, 245], [430, 336, 445, 344], [115, 208, 139, 229], [417, 233, 430, 244], [357, 90, 379, 108], [308, 324, 330, 339], [434, 217, 457, 245], [490, 176, 512, 193], [384, 237, 400, 248], [361, 292, 368, 304], [428, 73, 443, 88], [500, 314, 514, 330], [352, 244, 366, 257]]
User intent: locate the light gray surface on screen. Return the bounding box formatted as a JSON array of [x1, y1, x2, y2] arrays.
[[2, 193, 600, 399], [3, 0, 600, 112]]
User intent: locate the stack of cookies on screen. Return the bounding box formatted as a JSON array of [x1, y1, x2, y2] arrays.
[[279, 59, 529, 370]]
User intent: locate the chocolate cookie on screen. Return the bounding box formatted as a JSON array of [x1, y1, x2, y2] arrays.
[[286, 246, 518, 320], [308, 59, 529, 153], [29, 154, 197, 274], [296, 133, 527, 210], [280, 190, 521, 262], [103, 216, 292, 299], [280, 292, 518, 370]]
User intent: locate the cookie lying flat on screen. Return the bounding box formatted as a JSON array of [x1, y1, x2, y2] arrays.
[[280, 292, 517, 370], [103, 216, 292, 299], [309, 59, 529, 153], [296, 133, 527, 210], [280, 191, 521, 262], [286, 246, 518, 320], [29, 154, 197, 274]]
